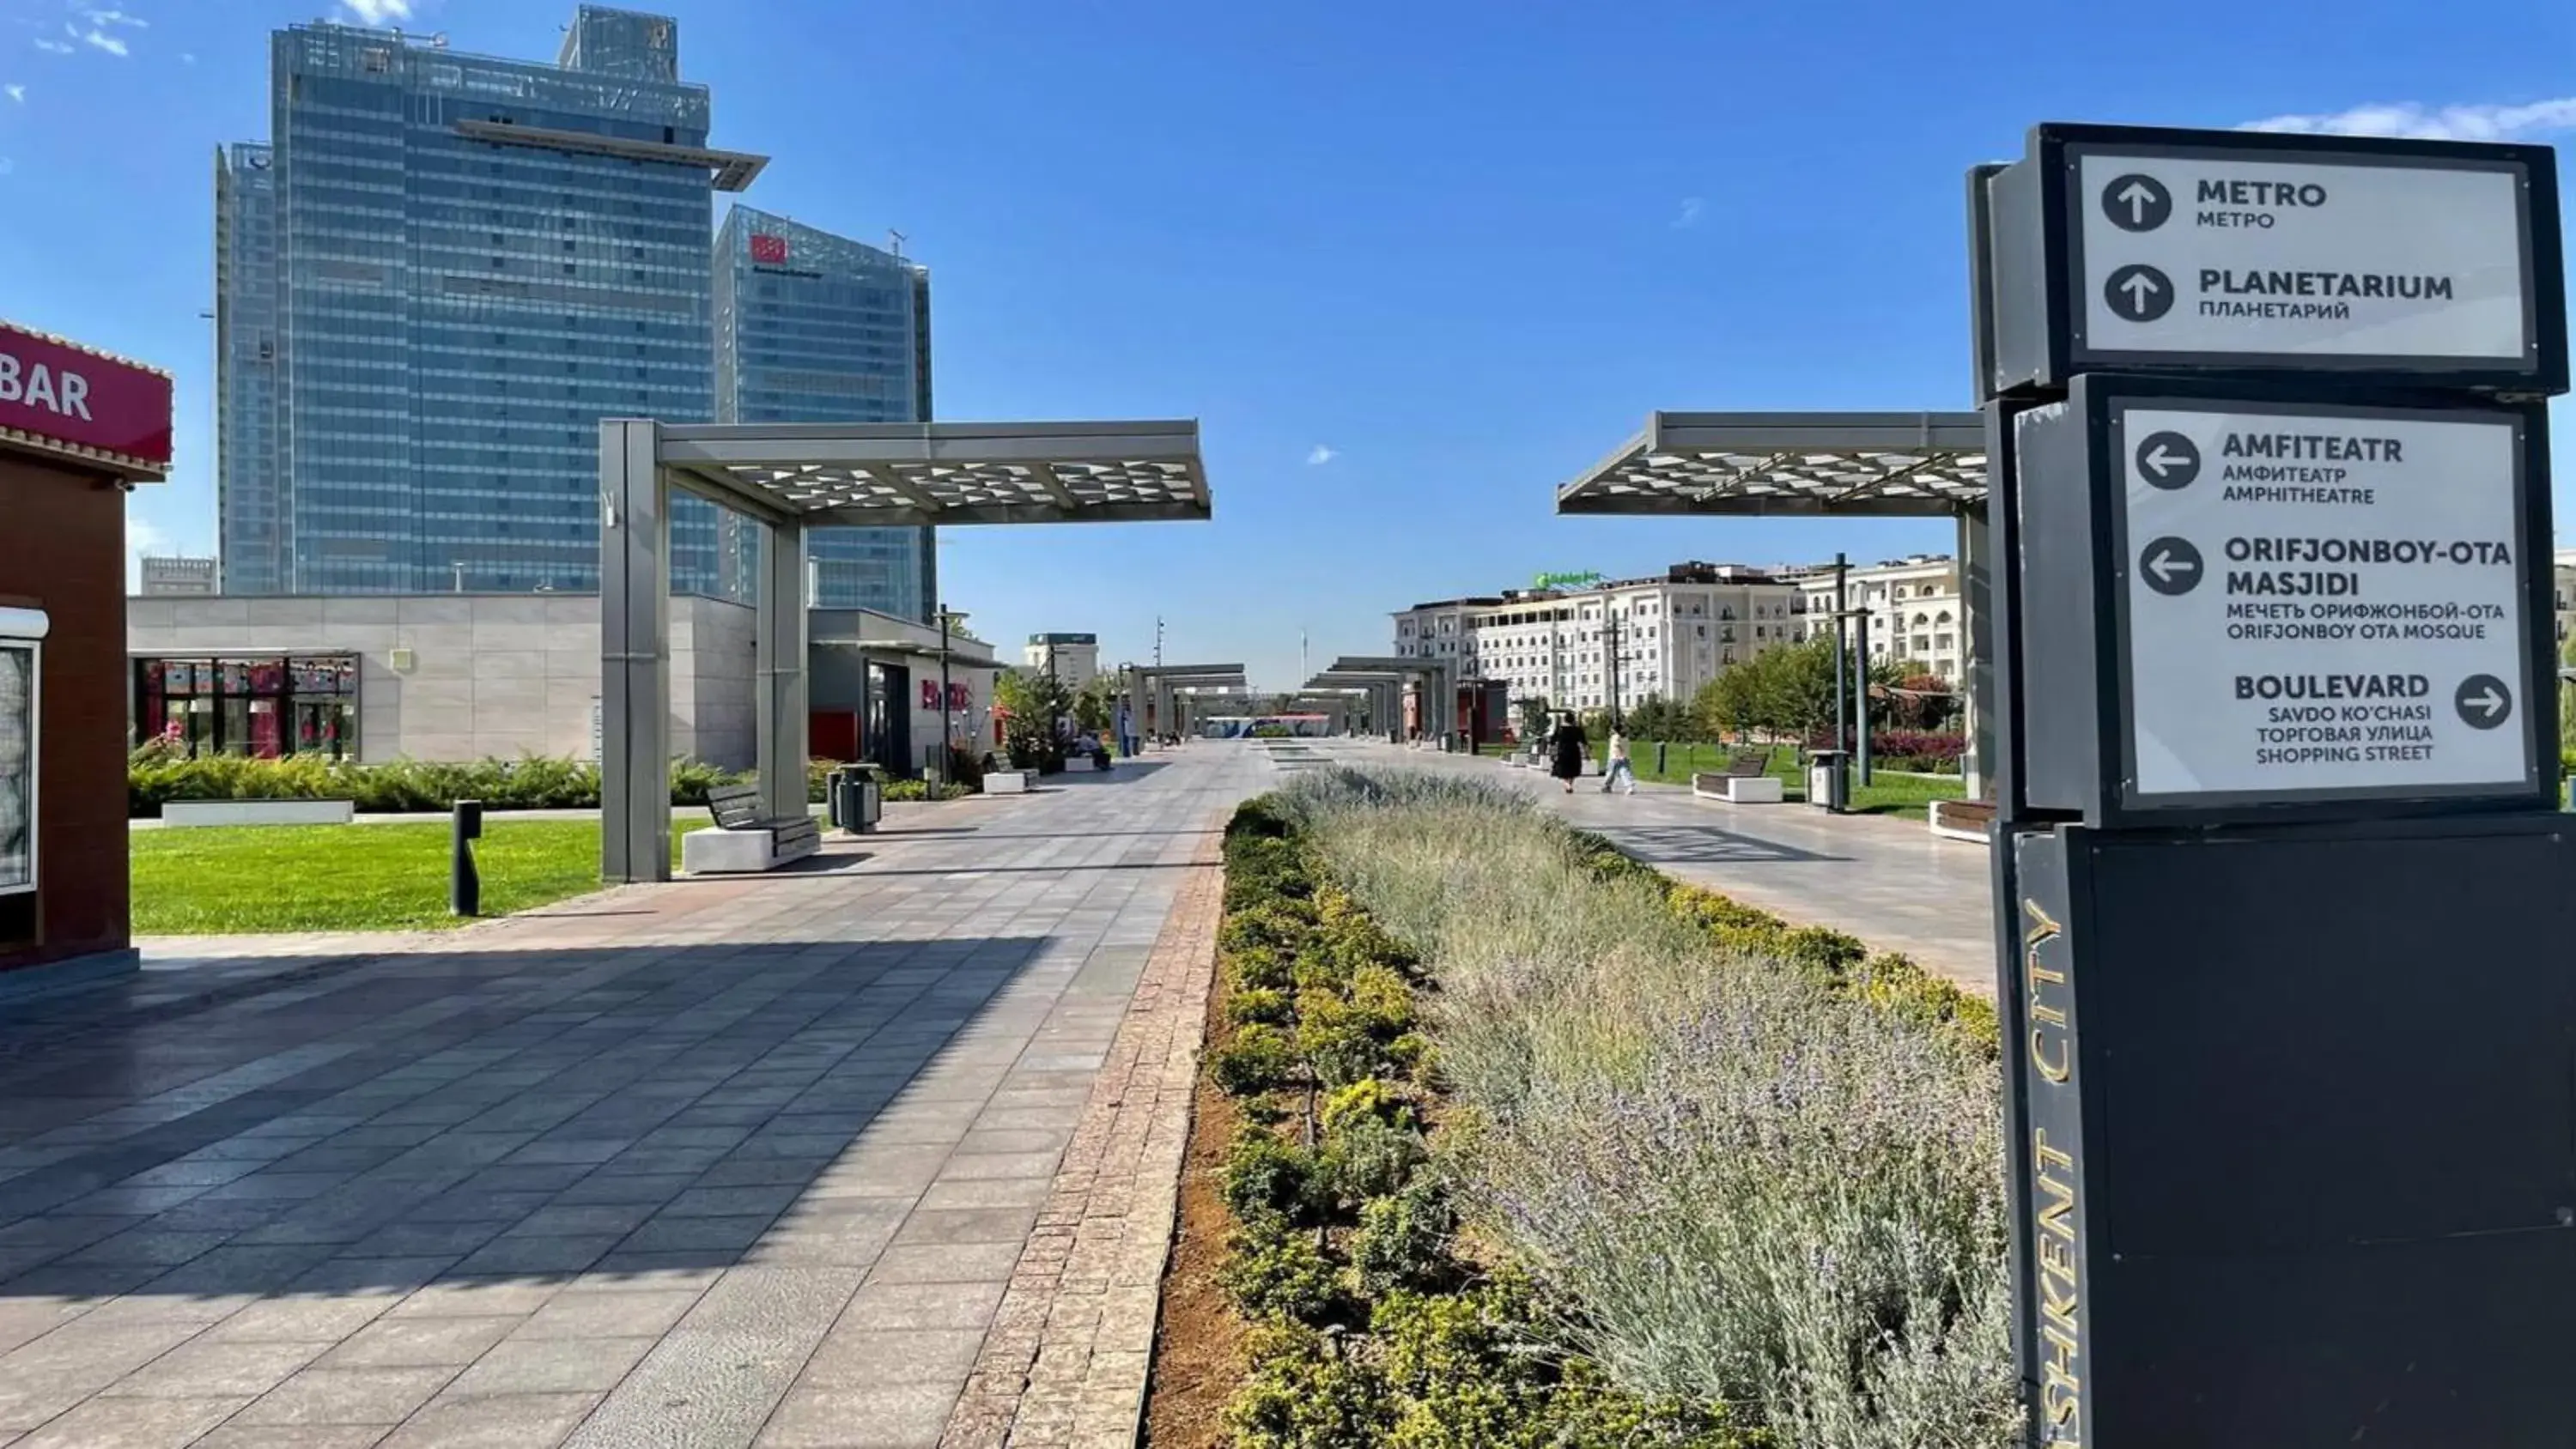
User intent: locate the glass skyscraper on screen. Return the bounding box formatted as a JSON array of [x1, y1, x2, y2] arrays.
[[715, 205, 936, 621], [216, 6, 762, 595], [213, 142, 283, 596]]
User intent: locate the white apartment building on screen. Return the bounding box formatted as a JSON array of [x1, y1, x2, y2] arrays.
[[1791, 554, 1966, 682], [1392, 563, 1806, 712]]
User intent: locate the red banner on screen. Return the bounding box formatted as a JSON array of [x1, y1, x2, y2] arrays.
[[0, 322, 173, 468], [749, 233, 788, 264]]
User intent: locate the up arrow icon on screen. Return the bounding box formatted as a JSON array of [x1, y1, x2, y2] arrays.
[[2100, 173, 2172, 232], [2105, 264, 2175, 322]]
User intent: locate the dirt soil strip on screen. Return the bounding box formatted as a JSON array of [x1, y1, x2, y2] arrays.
[[940, 814, 1228, 1449], [1137, 937, 1246, 1449]]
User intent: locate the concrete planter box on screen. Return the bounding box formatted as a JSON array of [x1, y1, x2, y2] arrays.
[[985, 772, 1031, 795], [1928, 798, 1996, 845], [161, 799, 355, 828], [1692, 773, 1784, 804]]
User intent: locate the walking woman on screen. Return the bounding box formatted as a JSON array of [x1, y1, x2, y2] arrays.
[[1548, 711, 1588, 794]]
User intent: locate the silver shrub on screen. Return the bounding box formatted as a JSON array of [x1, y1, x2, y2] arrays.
[[1276, 768, 2017, 1447]]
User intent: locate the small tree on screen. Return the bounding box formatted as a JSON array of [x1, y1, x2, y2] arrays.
[[1072, 676, 1120, 735], [994, 670, 1075, 770]]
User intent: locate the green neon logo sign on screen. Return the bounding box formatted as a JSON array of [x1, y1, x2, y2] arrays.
[[1532, 571, 1604, 591]]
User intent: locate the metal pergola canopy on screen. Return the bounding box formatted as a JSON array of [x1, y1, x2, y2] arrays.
[[653, 420, 1211, 529], [1557, 410, 1987, 519]]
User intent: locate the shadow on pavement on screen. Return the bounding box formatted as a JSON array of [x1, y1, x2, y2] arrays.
[[0, 933, 1049, 1303], [1584, 823, 1847, 866]]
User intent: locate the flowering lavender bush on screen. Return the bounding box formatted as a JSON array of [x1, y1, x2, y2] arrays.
[[1274, 769, 2016, 1447]]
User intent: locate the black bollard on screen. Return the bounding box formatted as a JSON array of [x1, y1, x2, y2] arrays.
[[451, 798, 483, 917], [1655, 741, 1668, 777]]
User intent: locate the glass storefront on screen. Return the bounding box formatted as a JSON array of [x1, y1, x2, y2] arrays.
[[134, 655, 359, 760]]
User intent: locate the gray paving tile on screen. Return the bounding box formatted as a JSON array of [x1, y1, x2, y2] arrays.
[[755, 1385, 957, 1448], [316, 1314, 522, 1369], [797, 1327, 987, 1391], [558, 1331, 811, 1449], [512, 1289, 704, 1342], [232, 1366, 459, 1426], [677, 1268, 862, 1337], [442, 1336, 655, 1396], [835, 1280, 1005, 1333], [860, 1243, 1023, 1287], [102, 1337, 330, 1399], [205, 1296, 399, 1343], [452, 1235, 621, 1276], [11, 1393, 252, 1449], [887, 1207, 1038, 1247], [190, 1426, 390, 1449], [374, 1391, 598, 1449]]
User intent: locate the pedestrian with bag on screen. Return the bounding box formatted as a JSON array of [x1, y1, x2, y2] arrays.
[[1601, 725, 1636, 795]]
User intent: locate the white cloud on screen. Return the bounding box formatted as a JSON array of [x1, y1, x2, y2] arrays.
[[3, 85, 21, 103], [68, 21, 125, 56], [338, 0, 415, 23], [2243, 98, 2576, 142], [32, 37, 74, 53], [82, 9, 145, 28], [1672, 196, 1704, 229], [125, 515, 170, 588], [1305, 445, 1338, 466]]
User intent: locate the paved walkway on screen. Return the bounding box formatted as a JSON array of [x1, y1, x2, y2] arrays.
[[1332, 743, 1997, 992], [0, 748, 1267, 1449]]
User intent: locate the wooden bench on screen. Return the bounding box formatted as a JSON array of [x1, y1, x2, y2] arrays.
[[681, 782, 822, 874], [1929, 797, 1996, 845], [1692, 749, 1783, 804]]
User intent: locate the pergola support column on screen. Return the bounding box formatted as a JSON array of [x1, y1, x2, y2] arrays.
[[601, 419, 672, 885], [1959, 501, 1991, 801], [756, 517, 810, 825]]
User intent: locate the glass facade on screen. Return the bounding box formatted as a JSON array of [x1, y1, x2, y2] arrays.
[[215, 143, 285, 596], [134, 656, 361, 760], [715, 204, 937, 621], [220, 7, 735, 596]]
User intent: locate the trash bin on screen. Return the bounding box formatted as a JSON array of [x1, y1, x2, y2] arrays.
[[1807, 749, 1850, 813], [830, 764, 885, 834]]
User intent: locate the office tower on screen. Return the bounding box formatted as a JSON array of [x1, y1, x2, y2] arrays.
[[714, 205, 936, 621], [216, 6, 764, 595], [213, 142, 284, 596]]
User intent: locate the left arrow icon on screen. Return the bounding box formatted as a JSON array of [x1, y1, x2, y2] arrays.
[[2139, 537, 2203, 596]]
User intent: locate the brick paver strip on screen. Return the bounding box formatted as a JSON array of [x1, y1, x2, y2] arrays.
[[938, 803, 1226, 1449]]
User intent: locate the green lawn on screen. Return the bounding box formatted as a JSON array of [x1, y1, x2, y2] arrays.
[[1616, 741, 1966, 821], [132, 820, 695, 935]]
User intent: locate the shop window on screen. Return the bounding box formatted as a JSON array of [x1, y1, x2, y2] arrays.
[[134, 654, 360, 761]]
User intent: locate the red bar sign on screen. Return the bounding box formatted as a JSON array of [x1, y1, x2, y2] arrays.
[[0, 321, 173, 470]]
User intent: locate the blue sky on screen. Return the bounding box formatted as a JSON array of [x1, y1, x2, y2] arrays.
[[3, 0, 2571, 690]]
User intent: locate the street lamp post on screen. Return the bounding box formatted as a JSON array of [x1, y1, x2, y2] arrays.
[[937, 602, 953, 785]]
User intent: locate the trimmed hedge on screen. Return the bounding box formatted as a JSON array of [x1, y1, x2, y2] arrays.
[[127, 752, 969, 818], [1206, 800, 1754, 1449]]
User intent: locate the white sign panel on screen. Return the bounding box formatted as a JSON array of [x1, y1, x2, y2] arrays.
[[2075, 150, 2530, 362], [2118, 404, 2531, 803]]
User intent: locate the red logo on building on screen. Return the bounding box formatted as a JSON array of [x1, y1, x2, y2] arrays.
[[749, 233, 788, 264]]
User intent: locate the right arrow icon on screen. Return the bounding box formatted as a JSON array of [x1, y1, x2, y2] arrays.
[[2455, 675, 2513, 729]]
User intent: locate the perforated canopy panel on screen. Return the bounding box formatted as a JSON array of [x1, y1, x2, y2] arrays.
[[655, 421, 1210, 528], [1557, 411, 1987, 518]]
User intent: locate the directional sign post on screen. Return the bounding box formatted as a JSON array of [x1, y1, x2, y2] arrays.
[[1972, 124, 2572, 1449], [2015, 378, 2551, 823], [1981, 123, 2567, 395]]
